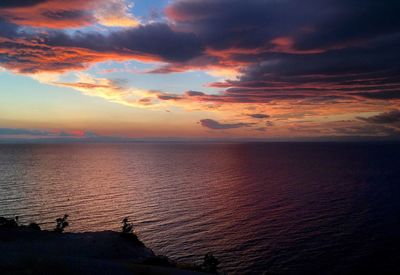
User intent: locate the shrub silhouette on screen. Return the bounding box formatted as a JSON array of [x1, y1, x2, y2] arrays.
[[120, 217, 144, 246], [54, 214, 69, 233], [0, 216, 19, 228], [202, 252, 220, 273], [0, 216, 42, 231], [121, 217, 133, 234], [29, 222, 41, 231]]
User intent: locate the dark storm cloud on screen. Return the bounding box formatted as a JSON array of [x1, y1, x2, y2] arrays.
[[199, 119, 253, 130], [168, 0, 400, 52], [293, 0, 400, 51], [167, 0, 287, 50], [240, 47, 400, 80], [218, 44, 400, 100], [45, 23, 203, 62], [166, 0, 400, 102]]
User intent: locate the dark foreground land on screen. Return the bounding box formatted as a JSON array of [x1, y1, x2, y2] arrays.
[[0, 226, 209, 275]]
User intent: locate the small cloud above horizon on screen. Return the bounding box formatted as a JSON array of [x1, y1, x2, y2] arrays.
[[248, 114, 270, 119], [199, 119, 253, 130], [0, 128, 99, 139]]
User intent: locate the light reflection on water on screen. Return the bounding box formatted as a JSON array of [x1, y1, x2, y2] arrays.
[[1, 143, 400, 274]]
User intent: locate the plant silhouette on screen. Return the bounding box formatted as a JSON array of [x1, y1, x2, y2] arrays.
[[202, 252, 220, 273], [122, 217, 133, 234], [120, 217, 144, 246], [54, 214, 69, 233], [29, 222, 41, 231], [0, 216, 19, 228]]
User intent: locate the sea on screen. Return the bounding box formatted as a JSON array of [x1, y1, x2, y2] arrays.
[[0, 142, 399, 274]]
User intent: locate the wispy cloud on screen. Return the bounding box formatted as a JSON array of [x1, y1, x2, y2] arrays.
[[0, 128, 98, 138]]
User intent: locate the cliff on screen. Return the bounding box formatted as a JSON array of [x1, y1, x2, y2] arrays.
[[0, 226, 207, 275]]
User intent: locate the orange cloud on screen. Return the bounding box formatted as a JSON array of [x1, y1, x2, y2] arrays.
[[0, 35, 168, 74], [0, 0, 138, 28], [0, 0, 97, 28]]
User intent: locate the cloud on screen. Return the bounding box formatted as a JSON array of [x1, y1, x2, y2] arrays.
[[185, 90, 205, 97], [0, 0, 48, 8], [0, 33, 134, 74], [199, 119, 253, 130], [1, 0, 398, 101], [0, 1, 96, 28], [358, 110, 400, 124], [1, 0, 399, 88], [50, 73, 163, 108], [254, 127, 267, 132], [352, 91, 400, 100], [0, 23, 203, 73], [249, 113, 269, 119], [157, 94, 183, 101], [165, 0, 400, 104], [137, 97, 153, 106], [48, 73, 206, 111], [333, 125, 400, 137], [0, 0, 400, 140], [0, 128, 98, 138], [94, 0, 139, 27], [0, 128, 50, 136], [48, 23, 203, 62], [167, 0, 400, 52], [0, 0, 138, 28]]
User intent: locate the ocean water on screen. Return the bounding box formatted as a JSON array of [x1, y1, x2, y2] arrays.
[[0, 142, 399, 274]]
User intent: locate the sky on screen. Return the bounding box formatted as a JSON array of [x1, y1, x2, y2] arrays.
[[0, 0, 399, 141]]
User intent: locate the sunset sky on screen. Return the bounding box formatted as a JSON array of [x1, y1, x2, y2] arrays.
[[0, 0, 399, 140]]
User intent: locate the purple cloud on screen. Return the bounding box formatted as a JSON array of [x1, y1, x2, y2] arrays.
[[199, 119, 253, 130], [358, 110, 400, 124], [249, 113, 270, 119]]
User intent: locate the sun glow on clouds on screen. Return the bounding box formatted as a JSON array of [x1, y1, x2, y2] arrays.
[[1, 0, 400, 139], [31, 71, 204, 113], [47, 73, 161, 109], [95, 0, 140, 27], [0, 0, 139, 28], [13, 66, 400, 139]]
